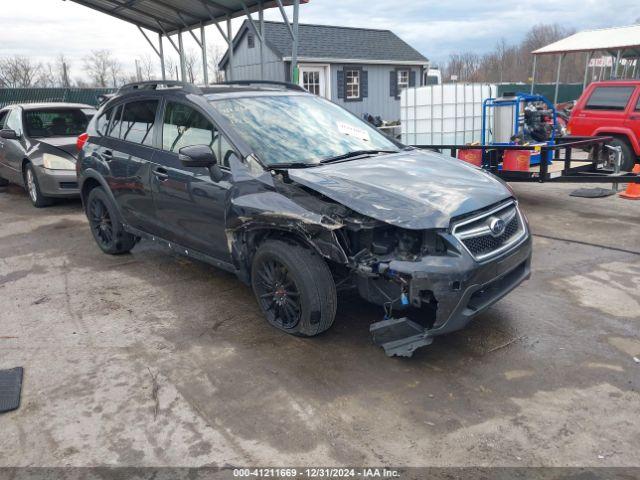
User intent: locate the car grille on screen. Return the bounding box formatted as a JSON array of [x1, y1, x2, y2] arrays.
[[452, 201, 526, 262]]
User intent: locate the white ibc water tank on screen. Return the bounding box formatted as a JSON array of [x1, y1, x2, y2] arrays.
[[400, 83, 497, 146]]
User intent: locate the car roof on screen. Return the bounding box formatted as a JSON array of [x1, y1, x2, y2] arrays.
[[588, 80, 640, 87], [9, 103, 97, 111], [105, 81, 307, 106]]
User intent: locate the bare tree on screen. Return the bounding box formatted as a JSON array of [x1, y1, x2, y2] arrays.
[[442, 23, 589, 84], [83, 50, 112, 87], [207, 43, 226, 83], [165, 56, 181, 81], [184, 50, 200, 84], [0, 56, 44, 87], [136, 55, 155, 80]]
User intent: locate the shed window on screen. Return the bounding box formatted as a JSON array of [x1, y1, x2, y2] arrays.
[[248, 33, 255, 49], [345, 69, 360, 100], [398, 70, 410, 91], [586, 86, 635, 111]]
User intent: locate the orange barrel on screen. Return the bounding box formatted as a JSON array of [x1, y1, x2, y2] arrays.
[[503, 150, 531, 171], [458, 149, 483, 167]]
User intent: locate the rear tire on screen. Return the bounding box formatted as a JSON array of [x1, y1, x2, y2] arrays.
[[86, 187, 137, 255], [251, 239, 337, 337], [0, 176, 9, 187], [603, 137, 636, 171], [24, 164, 53, 208]]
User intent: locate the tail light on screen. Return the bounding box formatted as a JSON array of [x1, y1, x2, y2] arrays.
[[76, 133, 89, 151]]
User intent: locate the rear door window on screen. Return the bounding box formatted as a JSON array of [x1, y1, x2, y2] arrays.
[[95, 107, 115, 136], [120, 100, 159, 146], [585, 86, 635, 111], [107, 105, 123, 138]]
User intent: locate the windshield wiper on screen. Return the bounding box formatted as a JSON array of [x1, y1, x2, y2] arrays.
[[319, 150, 398, 164], [268, 162, 317, 169]]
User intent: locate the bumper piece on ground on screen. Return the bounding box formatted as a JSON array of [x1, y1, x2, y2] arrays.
[[370, 317, 433, 357], [0, 367, 24, 413]]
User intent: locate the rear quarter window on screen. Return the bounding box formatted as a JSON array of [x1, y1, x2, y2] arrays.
[[585, 86, 635, 111]]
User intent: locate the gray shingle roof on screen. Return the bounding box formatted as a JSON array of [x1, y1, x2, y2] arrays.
[[220, 21, 428, 68]]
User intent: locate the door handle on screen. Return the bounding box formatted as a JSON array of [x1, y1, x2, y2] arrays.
[[102, 150, 113, 161], [630, 114, 640, 121], [153, 167, 169, 181]]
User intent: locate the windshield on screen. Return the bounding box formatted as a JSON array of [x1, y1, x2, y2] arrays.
[[212, 94, 400, 166], [24, 109, 91, 138]]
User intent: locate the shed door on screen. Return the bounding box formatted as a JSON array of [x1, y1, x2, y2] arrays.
[[299, 65, 329, 98]]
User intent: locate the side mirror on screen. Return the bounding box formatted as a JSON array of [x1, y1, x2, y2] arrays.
[[179, 145, 217, 168], [0, 129, 19, 140]]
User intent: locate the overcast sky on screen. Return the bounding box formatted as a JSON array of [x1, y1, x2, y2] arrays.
[[1, 0, 639, 79]]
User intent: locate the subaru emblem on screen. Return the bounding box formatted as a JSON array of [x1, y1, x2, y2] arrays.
[[489, 217, 506, 236]]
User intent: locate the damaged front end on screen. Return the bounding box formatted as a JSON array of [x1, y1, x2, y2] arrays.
[[226, 158, 532, 357]]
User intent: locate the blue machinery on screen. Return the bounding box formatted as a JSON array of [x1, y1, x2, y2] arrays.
[[481, 92, 557, 166]]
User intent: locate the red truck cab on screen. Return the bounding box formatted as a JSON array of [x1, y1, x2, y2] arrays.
[[568, 80, 640, 170]]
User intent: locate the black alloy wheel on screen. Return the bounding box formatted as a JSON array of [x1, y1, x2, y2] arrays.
[[89, 196, 114, 250], [254, 256, 302, 330]]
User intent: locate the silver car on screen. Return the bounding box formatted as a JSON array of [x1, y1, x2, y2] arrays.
[[0, 103, 97, 207]]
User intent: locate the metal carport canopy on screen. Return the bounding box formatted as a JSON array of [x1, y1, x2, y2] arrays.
[[67, 0, 308, 84], [532, 24, 640, 56], [529, 24, 640, 103]]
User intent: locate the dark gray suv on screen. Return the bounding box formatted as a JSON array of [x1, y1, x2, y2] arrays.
[[78, 81, 531, 356], [0, 103, 96, 207]]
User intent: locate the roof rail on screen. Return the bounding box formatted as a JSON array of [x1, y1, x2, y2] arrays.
[[220, 80, 306, 92], [117, 81, 202, 95]]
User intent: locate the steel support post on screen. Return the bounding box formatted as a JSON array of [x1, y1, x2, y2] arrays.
[[291, 0, 300, 82], [259, 2, 265, 80], [227, 17, 234, 81], [530, 55, 537, 94], [201, 23, 209, 85], [554, 54, 564, 104], [159, 34, 166, 80], [583, 51, 591, 89], [178, 30, 186, 82]]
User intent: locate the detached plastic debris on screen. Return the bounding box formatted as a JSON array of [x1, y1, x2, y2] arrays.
[[370, 317, 433, 357], [0, 367, 24, 414]]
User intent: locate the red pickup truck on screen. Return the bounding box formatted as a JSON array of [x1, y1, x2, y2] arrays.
[[568, 80, 640, 171]]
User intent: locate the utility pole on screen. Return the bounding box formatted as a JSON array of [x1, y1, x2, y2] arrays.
[[62, 62, 70, 88]]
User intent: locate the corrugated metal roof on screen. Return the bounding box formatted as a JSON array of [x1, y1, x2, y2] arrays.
[[533, 24, 640, 55], [220, 21, 428, 68], [68, 0, 307, 35]]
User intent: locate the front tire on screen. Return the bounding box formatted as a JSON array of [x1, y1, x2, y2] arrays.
[[86, 187, 137, 255], [251, 239, 337, 337], [24, 164, 53, 208]]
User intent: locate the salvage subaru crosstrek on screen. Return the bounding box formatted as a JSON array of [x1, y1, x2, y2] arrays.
[[77, 80, 531, 356]]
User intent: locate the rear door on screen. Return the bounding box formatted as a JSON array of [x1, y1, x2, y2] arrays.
[[150, 100, 233, 261], [113, 99, 161, 231]]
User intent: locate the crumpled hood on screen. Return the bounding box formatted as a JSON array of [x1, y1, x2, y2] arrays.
[[287, 149, 512, 229], [34, 137, 78, 160]]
